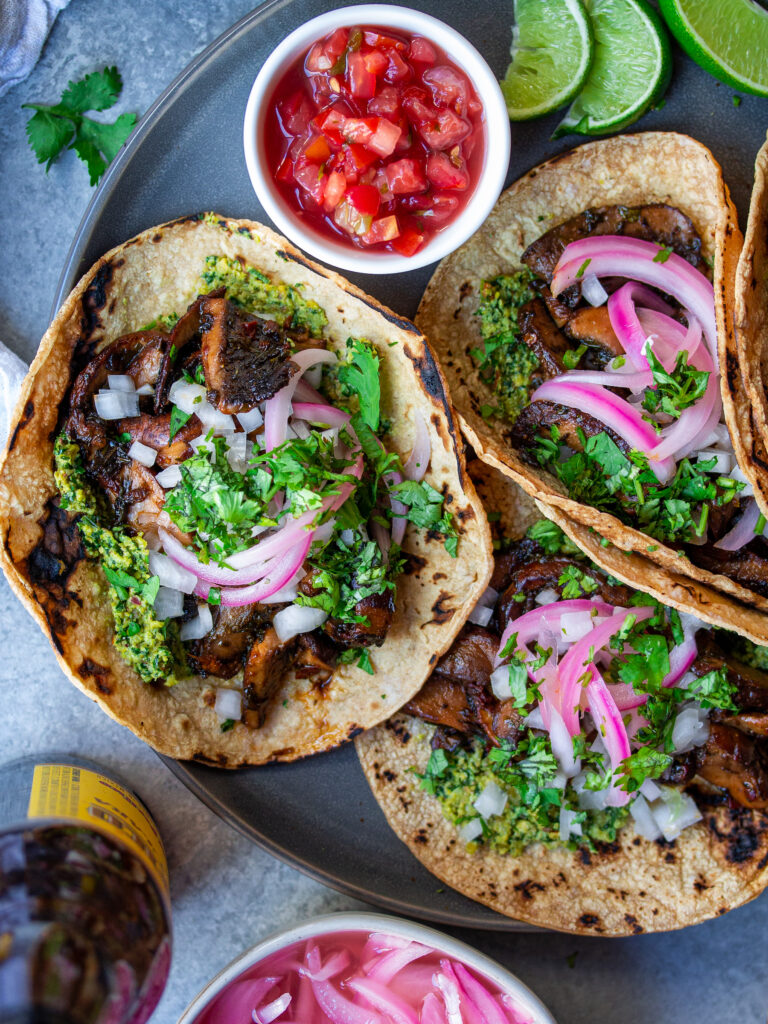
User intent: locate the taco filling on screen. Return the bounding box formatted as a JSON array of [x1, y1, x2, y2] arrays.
[[52, 255, 456, 729], [405, 520, 768, 856], [471, 204, 768, 598]]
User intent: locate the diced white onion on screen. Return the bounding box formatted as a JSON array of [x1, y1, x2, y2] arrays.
[[291, 418, 311, 439], [340, 529, 355, 545], [590, 731, 608, 757], [639, 778, 662, 802], [303, 364, 323, 388], [153, 586, 185, 620], [671, 704, 710, 753], [313, 519, 336, 545], [237, 406, 264, 433], [128, 440, 157, 467], [550, 706, 578, 775], [214, 687, 242, 722], [560, 610, 602, 643], [477, 586, 499, 608], [190, 434, 213, 454], [490, 665, 514, 701], [321, 428, 339, 445], [107, 374, 135, 392], [523, 705, 545, 730], [629, 794, 662, 841], [196, 400, 235, 435], [577, 786, 611, 811], [149, 550, 198, 594], [551, 769, 567, 790], [180, 603, 214, 641], [559, 806, 583, 841], [224, 431, 249, 472], [156, 464, 182, 489], [535, 587, 560, 606], [693, 449, 732, 474], [581, 274, 608, 307], [94, 390, 140, 420], [273, 604, 328, 642], [473, 780, 508, 819], [457, 818, 483, 843], [467, 603, 493, 627], [136, 383, 155, 396], [730, 464, 754, 495], [169, 379, 206, 413], [648, 786, 702, 842], [699, 423, 731, 449]]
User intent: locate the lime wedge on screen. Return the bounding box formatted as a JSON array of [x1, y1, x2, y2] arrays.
[[501, 0, 594, 121], [554, 0, 672, 137], [659, 0, 768, 97]]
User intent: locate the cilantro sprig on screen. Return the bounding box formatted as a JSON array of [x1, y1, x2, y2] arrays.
[[23, 67, 136, 185], [642, 348, 709, 421]]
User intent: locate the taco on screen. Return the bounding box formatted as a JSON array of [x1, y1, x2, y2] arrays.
[[733, 133, 768, 517], [0, 213, 492, 766], [356, 462, 768, 934], [416, 131, 768, 624]]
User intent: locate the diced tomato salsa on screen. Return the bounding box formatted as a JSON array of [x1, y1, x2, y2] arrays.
[[264, 24, 486, 256]]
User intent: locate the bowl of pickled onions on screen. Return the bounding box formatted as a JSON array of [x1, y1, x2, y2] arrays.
[[179, 912, 557, 1024]]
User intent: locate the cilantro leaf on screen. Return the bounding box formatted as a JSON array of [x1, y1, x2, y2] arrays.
[[77, 112, 136, 166], [24, 110, 75, 170], [169, 405, 192, 440], [22, 66, 136, 185], [642, 347, 709, 421], [60, 67, 123, 113], [337, 338, 381, 431]]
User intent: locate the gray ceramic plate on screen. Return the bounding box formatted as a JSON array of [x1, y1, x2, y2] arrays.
[[53, 0, 768, 930]]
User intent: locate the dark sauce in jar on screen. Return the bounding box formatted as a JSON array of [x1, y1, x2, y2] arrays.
[[0, 758, 171, 1024]]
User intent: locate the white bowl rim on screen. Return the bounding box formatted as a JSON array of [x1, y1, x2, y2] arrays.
[[242, 3, 510, 274], [177, 910, 558, 1024]]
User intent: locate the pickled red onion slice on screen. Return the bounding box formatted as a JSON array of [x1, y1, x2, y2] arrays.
[[607, 282, 675, 370], [715, 498, 761, 551], [403, 411, 430, 482], [216, 533, 313, 607], [586, 668, 631, 807], [291, 402, 351, 430], [530, 379, 677, 483], [264, 349, 338, 451], [557, 606, 654, 735], [493, 599, 615, 672]]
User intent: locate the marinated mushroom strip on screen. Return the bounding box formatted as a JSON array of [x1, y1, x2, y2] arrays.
[[187, 605, 271, 679], [511, 401, 629, 455], [685, 544, 768, 600], [199, 296, 297, 413], [495, 556, 632, 634], [241, 629, 299, 728], [698, 723, 768, 809], [153, 291, 225, 413], [294, 631, 339, 683], [562, 306, 624, 362], [517, 298, 576, 379], [116, 413, 203, 468], [690, 634, 768, 712]]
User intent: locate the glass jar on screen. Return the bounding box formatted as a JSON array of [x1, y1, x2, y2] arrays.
[[0, 756, 172, 1024]]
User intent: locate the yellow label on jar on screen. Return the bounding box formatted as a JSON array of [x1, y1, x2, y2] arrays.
[[27, 763, 170, 904]]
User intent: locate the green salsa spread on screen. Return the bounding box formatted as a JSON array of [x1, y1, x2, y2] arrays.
[[201, 255, 328, 337], [53, 436, 177, 684], [419, 737, 628, 856], [471, 270, 537, 423]]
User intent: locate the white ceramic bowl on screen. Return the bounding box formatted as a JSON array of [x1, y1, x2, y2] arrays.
[[178, 911, 557, 1024], [243, 4, 510, 274]]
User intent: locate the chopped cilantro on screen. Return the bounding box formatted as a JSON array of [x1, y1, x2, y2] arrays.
[[653, 246, 672, 264], [575, 258, 591, 278], [642, 347, 709, 420], [169, 405, 191, 440], [336, 337, 381, 431], [220, 719, 235, 733], [563, 344, 587, 370]]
